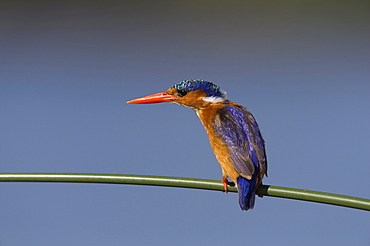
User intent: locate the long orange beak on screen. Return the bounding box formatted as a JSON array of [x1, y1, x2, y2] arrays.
[[127, 92, 178, 104]]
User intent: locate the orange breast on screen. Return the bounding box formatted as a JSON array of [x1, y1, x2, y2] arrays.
[[196, 104, 240, 183]]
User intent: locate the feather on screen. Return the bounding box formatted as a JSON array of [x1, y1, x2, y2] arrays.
[[212, 105, 267, 210], [213, 105, 267, 179], [237, 176, 256, 210]]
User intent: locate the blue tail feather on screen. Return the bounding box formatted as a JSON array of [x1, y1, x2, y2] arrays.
[[237, 176, 256, 211]]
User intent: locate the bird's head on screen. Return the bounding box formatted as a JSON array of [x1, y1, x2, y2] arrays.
[[127, 79, 228, 110]]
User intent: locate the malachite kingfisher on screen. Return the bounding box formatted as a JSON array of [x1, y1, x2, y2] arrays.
[[127, 79, 267, 211]]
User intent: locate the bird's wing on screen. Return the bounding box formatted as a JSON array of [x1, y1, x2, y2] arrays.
[[213, 105, 267, 179]]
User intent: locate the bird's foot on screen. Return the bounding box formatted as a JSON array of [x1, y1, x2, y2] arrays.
[[256, 176, 263, 198], [221, 178, 229, 193]]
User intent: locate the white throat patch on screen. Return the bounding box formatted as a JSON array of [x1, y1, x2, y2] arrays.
[[203, 96, 227, 103]]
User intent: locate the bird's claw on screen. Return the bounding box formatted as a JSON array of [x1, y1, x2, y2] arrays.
[[256, 176, 264, 198], [221, 178, 229, 193]]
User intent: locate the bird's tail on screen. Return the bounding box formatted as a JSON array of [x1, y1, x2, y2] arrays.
[[237, 176, 256, 211]]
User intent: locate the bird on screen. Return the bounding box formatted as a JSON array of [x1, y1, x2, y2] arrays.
[[127, 79, 267, 211]]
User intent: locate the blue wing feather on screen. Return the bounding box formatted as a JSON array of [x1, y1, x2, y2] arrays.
[[213, 105, 267, 178], [213, 105, 267, 210]]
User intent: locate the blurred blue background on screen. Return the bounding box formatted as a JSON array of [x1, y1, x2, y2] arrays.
[[1, 1, 369, 245]]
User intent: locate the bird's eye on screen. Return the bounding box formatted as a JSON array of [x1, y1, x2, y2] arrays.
[[177, 89, 188, 97]]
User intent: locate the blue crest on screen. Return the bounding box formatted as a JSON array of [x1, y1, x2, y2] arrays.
[[172, 79, 224, 97]]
